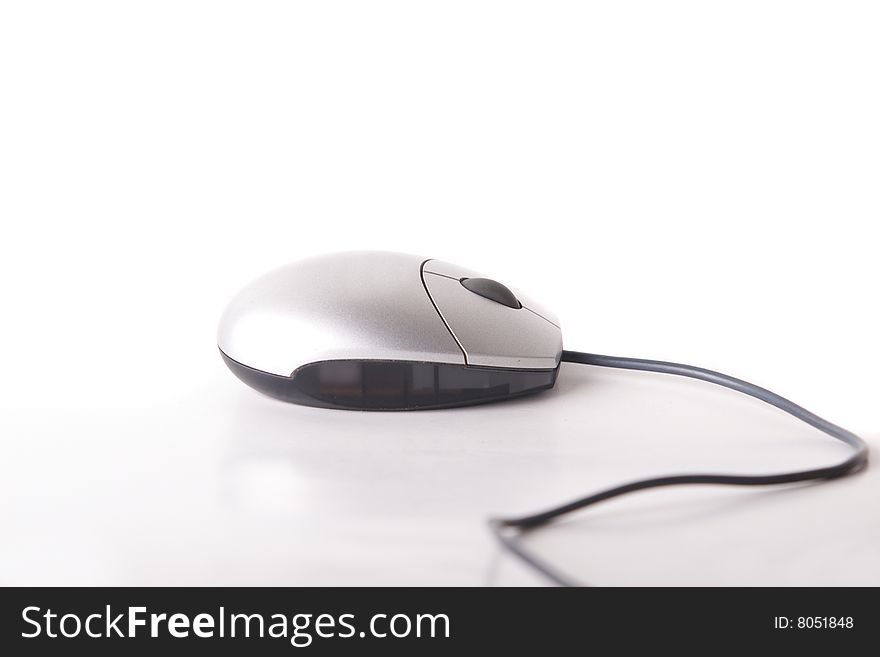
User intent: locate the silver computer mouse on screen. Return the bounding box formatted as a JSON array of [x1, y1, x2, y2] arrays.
[[218, 251, 562, 410]]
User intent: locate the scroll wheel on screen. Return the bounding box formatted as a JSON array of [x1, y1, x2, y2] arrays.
[[460, 277, 522, 309]]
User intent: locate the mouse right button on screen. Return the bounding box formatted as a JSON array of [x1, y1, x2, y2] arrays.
[[422, 271, 562, 370]]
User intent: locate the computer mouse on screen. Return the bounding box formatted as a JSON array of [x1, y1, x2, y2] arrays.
[[218, 251, 563, 410], [216, 251, 870, 587]]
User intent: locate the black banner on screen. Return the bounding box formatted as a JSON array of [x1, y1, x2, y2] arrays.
[[1, 587, 875, 654]]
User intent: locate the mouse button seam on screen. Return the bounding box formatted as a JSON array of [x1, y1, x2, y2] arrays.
[[425, 271, 460, 281], [420, 259, 469, 366], [422, 260, 468, 280]]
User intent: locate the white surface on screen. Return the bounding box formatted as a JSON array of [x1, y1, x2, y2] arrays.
[[1, 1, 878, 586]]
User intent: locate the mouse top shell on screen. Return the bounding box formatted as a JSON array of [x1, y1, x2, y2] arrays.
[[218, 251, 561, 375], [218, 251, 562, 409]]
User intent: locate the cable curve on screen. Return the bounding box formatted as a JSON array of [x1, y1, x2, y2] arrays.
[[489, 350, 869, 586]]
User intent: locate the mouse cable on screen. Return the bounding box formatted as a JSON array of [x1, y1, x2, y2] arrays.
[[489, 350, 869, 586]]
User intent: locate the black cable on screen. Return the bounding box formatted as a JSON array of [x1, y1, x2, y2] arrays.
[[489, 350, 869, 586]]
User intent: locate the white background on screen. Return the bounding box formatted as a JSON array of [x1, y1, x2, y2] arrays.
[[1, 1, 878, 585]]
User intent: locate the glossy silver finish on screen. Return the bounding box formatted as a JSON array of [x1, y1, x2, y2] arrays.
[[218, 252, 463, 376], [218, 251, 563, 376], [422, 259, 562, 369]]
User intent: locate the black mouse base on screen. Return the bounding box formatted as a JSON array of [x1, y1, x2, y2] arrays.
[[220, 350, 559, 411]]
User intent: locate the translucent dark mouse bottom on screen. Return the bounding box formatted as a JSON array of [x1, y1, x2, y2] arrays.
[[220, 350, 559, 410]]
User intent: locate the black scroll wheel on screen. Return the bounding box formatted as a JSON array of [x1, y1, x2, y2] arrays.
[[460, 277, 522, 309]]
